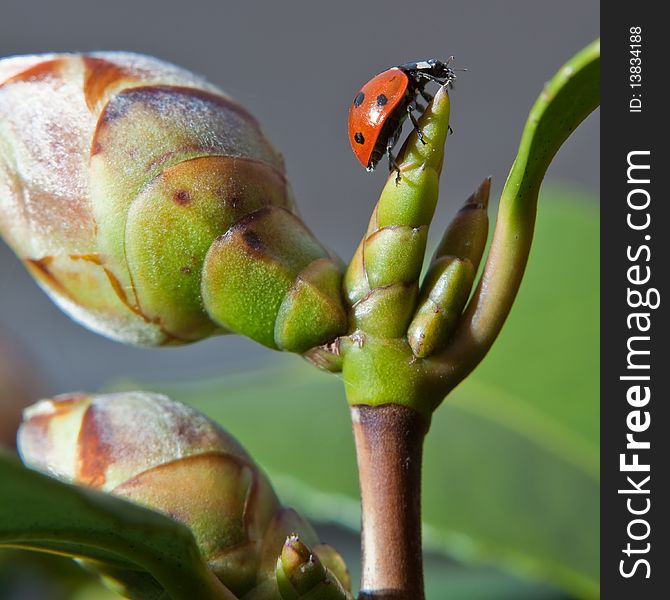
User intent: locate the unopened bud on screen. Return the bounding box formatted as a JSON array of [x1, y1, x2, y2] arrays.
[[0, 53, 345, 352], [343, 85, 451, 340], [432, 176, 490, 269], [407, 177, 490, 357], [276, 535, 352, 600], [17, 391, 350, 598]]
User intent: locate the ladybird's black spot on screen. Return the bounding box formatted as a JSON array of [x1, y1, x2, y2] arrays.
[[353, 91, 365, 107], [376, 94, 388, 106], [354, 132, 365, 145]]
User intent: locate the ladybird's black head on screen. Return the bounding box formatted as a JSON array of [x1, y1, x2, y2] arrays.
[[399, 58, 457, 83], [430, 58, 457, 80]]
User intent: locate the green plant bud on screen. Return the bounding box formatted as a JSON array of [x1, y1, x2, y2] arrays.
[[0, 53, 345, 351], [406, 178, 490, 357], [431, 176, 490, 270], [340, 86, 454, 414], [351, 283, 418, 338], [276, 536, 352, 600], [201, 208, 345, 352], [407, 257, 474, 357], [363, 225, 428, 289], [343, 86, 451, 337], [17, 391, 350, 598], [343, 165, 440, 308], [308, 543, 351, 594]]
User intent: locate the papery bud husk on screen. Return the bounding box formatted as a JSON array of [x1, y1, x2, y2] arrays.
[[0, 53, 345, 352], [18, 391, 350, 598]]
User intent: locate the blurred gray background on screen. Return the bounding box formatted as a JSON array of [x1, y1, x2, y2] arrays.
[[0, 0, 599, 393]]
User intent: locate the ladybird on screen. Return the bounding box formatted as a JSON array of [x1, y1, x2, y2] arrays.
[[348, 58, 457, 182]]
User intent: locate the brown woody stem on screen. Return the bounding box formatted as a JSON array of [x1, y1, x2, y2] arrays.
[[351, 404, 429, 600]]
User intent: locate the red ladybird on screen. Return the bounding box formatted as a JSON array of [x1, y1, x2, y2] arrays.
[[348, 58, 457, 181]]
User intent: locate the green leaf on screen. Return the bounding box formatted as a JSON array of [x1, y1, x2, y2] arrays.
[[0, 452, 235, 600], [128, 188, 597, 599]]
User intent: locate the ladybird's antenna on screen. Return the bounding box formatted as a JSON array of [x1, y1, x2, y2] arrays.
[[443, 56, 466, 84], [447, 57, 467, 73]]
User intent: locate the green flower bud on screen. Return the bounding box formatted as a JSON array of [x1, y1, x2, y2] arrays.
[[276, 535, 352, 600], [17, 391, 350, 598], [343, 86, 451, 339], [407, 177, 490, 357], [339, 84, 461, 415], [431, 177, 490, 270], [407, 256, 474, 358], [0, 53, 345, 352]]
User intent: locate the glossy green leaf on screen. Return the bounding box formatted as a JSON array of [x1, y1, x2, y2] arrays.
[[0, 452, 235, 600], [130, 189, 597, 599]]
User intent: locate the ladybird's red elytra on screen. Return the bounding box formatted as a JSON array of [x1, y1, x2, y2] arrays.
[[348, 58, 457, 182], [348, 68, 409, 172]]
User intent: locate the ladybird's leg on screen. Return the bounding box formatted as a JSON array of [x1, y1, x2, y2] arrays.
[[416, 72, 444, 85], [388, 149, 401, 185], [419, 88, 433, 103], [418, 82, 433, 104], [444, 56, 459, 86], [407, 103, 426, 145], [417, 72, 457, 89], [416, 78, 451, 134], [386, 139, 402, 184]]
